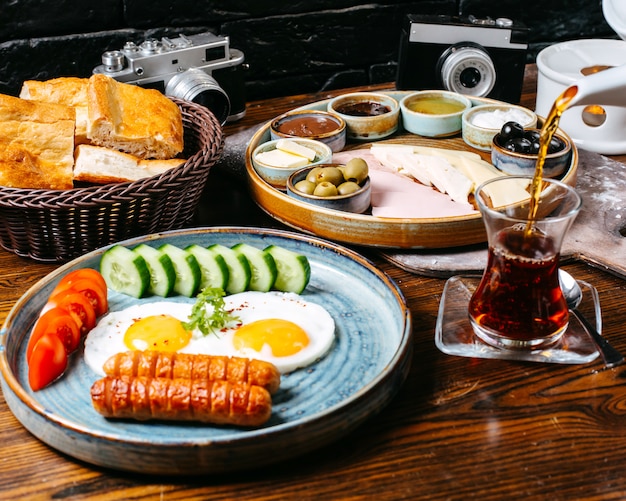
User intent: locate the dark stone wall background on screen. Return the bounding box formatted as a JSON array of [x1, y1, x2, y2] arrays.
[[0, 0, 616, 102]]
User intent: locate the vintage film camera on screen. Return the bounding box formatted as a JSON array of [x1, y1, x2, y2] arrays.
[[396, 14, 529, 103], [94, 32, 247, 124]]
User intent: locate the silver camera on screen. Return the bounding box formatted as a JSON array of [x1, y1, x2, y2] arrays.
[[94, 32, 247, 124]]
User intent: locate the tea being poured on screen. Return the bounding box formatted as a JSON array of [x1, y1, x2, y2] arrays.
[[465, 67, 619, 349], [529, 62, 626, 222], [517, 87, 578, 246]]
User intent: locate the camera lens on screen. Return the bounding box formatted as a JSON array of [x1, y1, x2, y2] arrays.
[[438, 44, 496, 98], [165, 68, 231, 125], [459, 67, 481, 88]]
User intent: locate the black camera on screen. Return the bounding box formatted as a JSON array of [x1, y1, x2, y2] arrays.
[[396, 14, 529, 103], [94, 32, 247, 125]]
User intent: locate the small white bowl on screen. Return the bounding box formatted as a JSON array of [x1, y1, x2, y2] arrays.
[[400, 90, 472, 137], [327, 92, 399, 141], [251, 138, 333, 190], [462, 104, 537, 151]]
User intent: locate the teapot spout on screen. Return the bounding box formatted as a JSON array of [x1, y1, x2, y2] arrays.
[[565, 63, 626, 108]]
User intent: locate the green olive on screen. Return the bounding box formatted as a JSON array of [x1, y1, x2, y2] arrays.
[[343, 158, 369, 184], [313, 181, 338, 197], [294, 179, 316, 195], [306, 167, 323, 184], [337, 181, 361, 195], [315, 167, 344, 186]]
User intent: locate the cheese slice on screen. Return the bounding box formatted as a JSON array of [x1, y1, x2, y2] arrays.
[[454, 156, 529, 207], [420, 155, 473, 204], [370, 144, 422, 179], [412, 145, 483, 161], [386, 150, 432, 186]]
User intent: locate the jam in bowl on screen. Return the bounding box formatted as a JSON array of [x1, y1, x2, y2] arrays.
[[327, 92, 399, 141]]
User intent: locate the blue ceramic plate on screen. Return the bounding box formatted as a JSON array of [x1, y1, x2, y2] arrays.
[[0, 227, 411, 475]]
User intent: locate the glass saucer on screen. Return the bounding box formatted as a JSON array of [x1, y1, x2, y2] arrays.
[[435, 275, 601, 364]]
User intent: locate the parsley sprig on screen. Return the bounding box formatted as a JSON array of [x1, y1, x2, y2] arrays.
[[182, 287, 240, 336]]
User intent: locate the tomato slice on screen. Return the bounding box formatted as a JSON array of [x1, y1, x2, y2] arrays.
[[50, 268, 107, 299], [46, 291, 97, 335], [27, 307, 81, 360], [28, 333, 68, 391], [58, 277, 109, 317]]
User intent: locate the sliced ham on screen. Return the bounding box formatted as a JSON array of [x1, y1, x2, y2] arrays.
[[333, 149, 477, 219]]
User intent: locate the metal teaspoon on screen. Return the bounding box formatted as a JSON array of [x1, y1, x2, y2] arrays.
[[559, 269, 624, 368]]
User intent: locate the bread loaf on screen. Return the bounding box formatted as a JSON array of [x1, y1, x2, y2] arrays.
[[73, 144, 184, 184], [19, 77, 90, 145], [86, 74, 184, 159], [0, 76, 186, 190], [0, 94, 75, 189]]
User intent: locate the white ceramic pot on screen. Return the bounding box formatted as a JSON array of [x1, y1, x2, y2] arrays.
[[535, 0, 626, 155], [536, 39, 626, 154]]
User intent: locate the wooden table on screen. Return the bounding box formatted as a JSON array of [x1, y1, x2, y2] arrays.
[[2, 66, 626, 500]]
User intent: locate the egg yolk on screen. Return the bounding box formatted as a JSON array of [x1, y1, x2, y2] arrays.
[[124, 314, 192, 352], [233, 318, 310, 357]]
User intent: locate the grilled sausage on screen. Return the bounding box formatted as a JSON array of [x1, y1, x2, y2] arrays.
[[90, 376, 272, 427], [102, 351, 280, 394]]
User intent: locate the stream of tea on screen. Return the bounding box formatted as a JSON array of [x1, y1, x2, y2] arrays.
[[526, 85, 578, 229]]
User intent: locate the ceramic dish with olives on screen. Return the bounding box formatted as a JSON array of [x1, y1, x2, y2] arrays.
[[491, 121, 572, 178], [286, 158, 371, 214]]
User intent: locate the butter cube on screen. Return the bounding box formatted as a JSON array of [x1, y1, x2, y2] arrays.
[[276, 139, 317, 161], [256, 148, 310, 168]]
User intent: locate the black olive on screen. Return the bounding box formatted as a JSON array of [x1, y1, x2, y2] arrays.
[[548, 137, 565, 154], [500, 121, 525, 141], [504, 137, 533, 154], [523, 129, 540, 142], [520, 130, 541, 153]]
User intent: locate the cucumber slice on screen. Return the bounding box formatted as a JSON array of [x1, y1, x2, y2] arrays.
[[157, 243, 201, 297], [100, 245, 150, 298], [264, 245, 311, 294], [185, 244, 229, 290], [207, 244, 251, 294], [132, 243, 176, 297], [231, 243, 278, 292]]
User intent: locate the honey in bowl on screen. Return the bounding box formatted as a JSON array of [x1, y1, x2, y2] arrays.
[[405, 96, 468, 115]]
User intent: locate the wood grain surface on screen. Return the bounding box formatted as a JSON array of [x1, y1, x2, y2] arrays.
[[2, 66, 626, 500]]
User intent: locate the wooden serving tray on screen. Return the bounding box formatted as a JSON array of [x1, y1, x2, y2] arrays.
[[381, 148, 626, 279], [244, 92, 577, 249]]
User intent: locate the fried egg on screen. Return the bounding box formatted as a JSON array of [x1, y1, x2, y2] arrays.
[[83, 291, 335, 375]]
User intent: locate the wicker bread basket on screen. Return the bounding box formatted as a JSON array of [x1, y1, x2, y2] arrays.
[[0, 97, 223, 263]]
